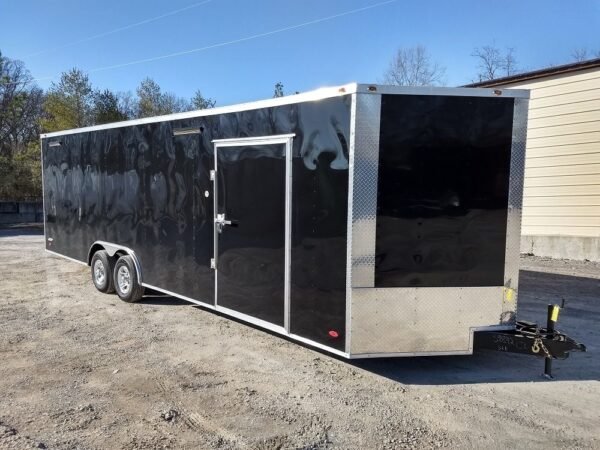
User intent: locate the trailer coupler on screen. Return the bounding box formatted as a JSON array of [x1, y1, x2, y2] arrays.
[[474, 303, 586, 378]]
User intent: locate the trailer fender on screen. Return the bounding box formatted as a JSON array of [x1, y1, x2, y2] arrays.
[[87, 241, 143, 285]]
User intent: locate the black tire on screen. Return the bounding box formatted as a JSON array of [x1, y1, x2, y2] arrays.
[[91, 250, 115, 294], [113, 255, 144, 303]]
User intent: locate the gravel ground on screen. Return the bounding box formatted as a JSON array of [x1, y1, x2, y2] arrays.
[[0, 229, 598, 449]]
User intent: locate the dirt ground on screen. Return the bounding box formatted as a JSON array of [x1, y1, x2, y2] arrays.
[[0, 228, 598, 449]]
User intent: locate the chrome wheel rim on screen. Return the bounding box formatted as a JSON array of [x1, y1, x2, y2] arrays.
[[117, 265, 131, 294], [93, 260, 106, 286]]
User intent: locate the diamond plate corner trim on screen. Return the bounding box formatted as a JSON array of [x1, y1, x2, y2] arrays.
[[345, 93, 358, 353], [350, 93, 382, 288], [345, 93, 382, 353], [502, 97, 529, 324]]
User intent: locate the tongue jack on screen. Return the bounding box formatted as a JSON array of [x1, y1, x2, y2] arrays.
[[544, 299, 564, 379]]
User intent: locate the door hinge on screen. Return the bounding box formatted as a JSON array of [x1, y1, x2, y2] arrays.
[[210, 170, 215, 181], [210, 258, 215, 269]]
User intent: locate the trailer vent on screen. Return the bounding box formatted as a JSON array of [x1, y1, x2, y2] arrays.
[[173, 127, 203, 136], [48, 141, 62, 147]]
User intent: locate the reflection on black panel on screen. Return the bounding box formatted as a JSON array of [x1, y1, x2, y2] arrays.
[[42, 95, 352, 350], [43, 120, 215, 304], [289, 97, 351, 351], [216, 144, 286, 326], [375, 94, 514, 287]]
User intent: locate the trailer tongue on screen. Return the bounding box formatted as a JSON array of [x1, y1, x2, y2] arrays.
[[474, 302, 586, 378]]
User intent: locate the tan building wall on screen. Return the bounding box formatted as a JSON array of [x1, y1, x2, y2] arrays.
[[499, 67, 600, 261]]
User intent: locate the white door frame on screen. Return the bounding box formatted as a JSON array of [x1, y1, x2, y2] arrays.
[[212, 134, 295, 332]]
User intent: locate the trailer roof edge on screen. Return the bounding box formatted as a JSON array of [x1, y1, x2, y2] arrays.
[[355, 84, 529, 99], [40, 83, 359, 138], [40, 82, 529, 139]]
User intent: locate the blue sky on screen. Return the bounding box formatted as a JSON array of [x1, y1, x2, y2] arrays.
[[1, 0, 598, 106]]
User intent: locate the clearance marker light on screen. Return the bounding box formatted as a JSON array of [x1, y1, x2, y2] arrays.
[[328, 330, 339, 338]]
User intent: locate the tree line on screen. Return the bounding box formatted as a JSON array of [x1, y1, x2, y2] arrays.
[[1, 43, 597, 201], [0, 50, 216, 200]]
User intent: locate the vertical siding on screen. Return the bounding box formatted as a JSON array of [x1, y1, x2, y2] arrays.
[[502, 68, 600, 238]]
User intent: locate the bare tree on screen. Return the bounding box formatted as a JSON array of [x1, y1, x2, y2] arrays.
[[472, 45, 519, 81], [503, 47, 518, 77], [273, 82, 284, 98], [383, 45, 445, 86], [572, 48, 600, 62], [572, 48, 588, 62], [117, 91, 136, 119]]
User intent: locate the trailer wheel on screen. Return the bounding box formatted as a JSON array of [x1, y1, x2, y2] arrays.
[[113, 255, 144, 303], [91, 250, 115, 294]]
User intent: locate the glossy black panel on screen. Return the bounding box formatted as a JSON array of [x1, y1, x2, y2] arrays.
[[216, 144, 286, 325], [376, 94, 514, 287], [43, 95, 351, 350], [289, 99, 350, 350], [44, 121, 214, 302]]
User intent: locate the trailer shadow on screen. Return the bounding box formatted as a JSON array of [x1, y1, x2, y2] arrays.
[[350, 350, 596, 385]]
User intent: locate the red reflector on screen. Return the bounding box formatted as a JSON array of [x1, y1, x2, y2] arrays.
[[328, 330, 339, 338]]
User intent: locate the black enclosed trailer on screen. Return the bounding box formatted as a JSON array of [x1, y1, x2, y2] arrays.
[[42, 83, 578, 360]]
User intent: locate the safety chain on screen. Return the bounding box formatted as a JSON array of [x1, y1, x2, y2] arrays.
[[531, 336, 552, 358]]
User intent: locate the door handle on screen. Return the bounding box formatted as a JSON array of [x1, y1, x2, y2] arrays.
[[216, 214, 231, 225], [215, 214, 234, 233]]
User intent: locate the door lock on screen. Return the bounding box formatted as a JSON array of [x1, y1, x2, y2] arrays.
[[215, 214, 232, 233]]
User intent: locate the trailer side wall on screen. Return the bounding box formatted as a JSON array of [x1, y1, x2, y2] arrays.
[[42, 96, 352, 350]]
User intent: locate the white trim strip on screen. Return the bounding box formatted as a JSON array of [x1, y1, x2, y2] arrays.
[[41, 136, 46, 245], [284, 136, 293, 333], [215, 305, 286, 334], [143, 281, 286, 336], [288, 334, 349, 358], [213, 141, 219, 303]]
